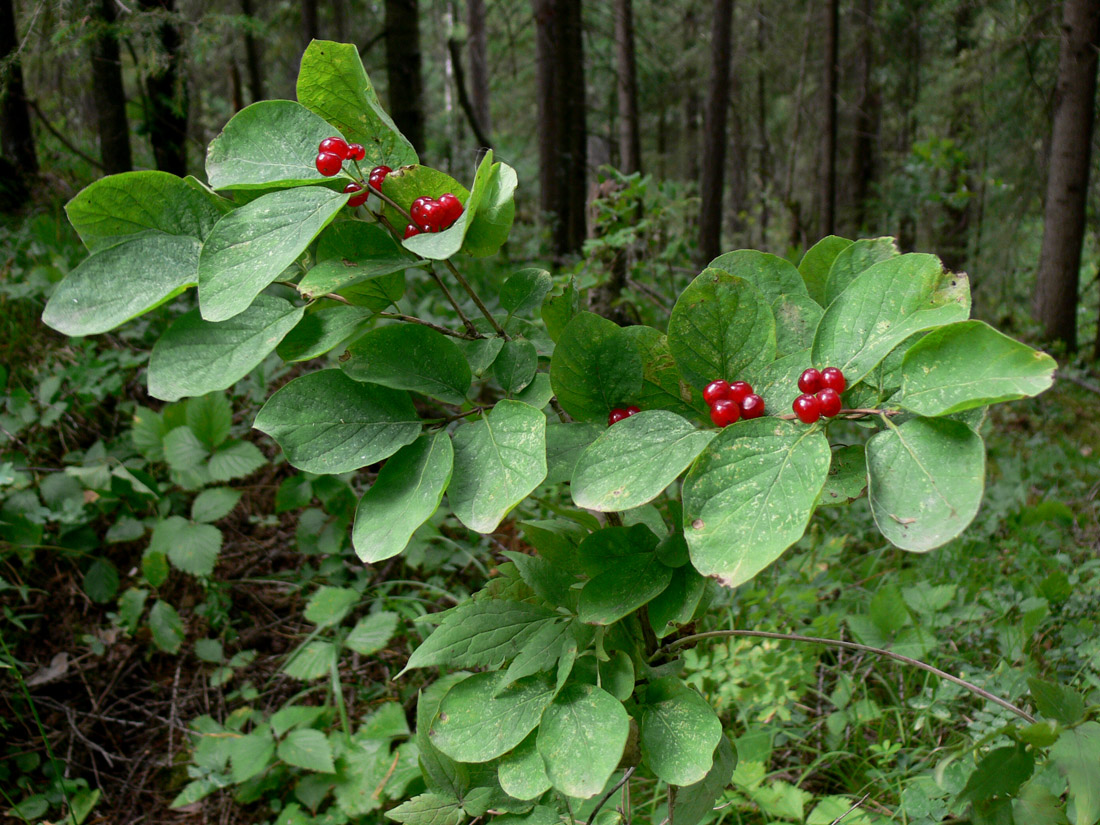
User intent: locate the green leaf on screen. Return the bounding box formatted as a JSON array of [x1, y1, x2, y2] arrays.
[[648, 565, 707, 638], [501, 269, 553, 317], [669, 736, 736, 825], [668, 269, 776, 390], [495, 339, 539, 394], [572, 411, 715, 512], [304, 586, 360, 627], [819, 445, 867, 505], [812, 254, 971, 385], [254, 370, 420, 474], [798, 235, 852, 305], [550, 312, 643, 423], [405, 600, 558, 671], [707, 249, 808, 304], [536, 682, 629, 798], [277, 305, 373, 362], [682, 418, 830, 588], [190, 488, 241, 523], [545, 422, 602, 484], [457, 336, 505, 378], [772, 294, 824, 358], [622, 326, 707, 418], [500, 619, 571, 687], [148, 295, 304, 401], [578, 554, 674, 625], [542, 278, 581, 342], [83, 558, 119, 604], [142, 550, 169, 588], [430, 671, 558, 763], [228, 727, 276, 783], [206, 100, 342, 190], [503, 550, 576, 607], [1047, 726, 1100, 822], [353, 433, 453, 562], [283, 640, 337, 681], [385, 792, 466, 825], [514, 373, 554, 410], [149, 599, 185, 653], [1013, 781, 1070, 825], [958, 744, 1034, 804], [66, 170, 222, 250], [1027, 678, 1086, 725], [278, 728, 335, 773], [754, 349, 812, 412], [824, 236, 899, 305], [343, 324, 472, 405], [498, 732, 551, 801], [198, 187, 348, 322], [897, 321, 1056, 416], [346, 611, 400, 656], [866, 417, 985, 552], [448, 401, 547, 533], [270, 706, 326, 738], [397, 153, 492, 260], [639, 677, 723, 786], [299, 220, 418, 299], [463, 161, 518, 257], [186, 393, 232, 449], [577, 523, 660, 575], [42, 233, 200, 336], [208, 439, 266, 481], [151, 515, 222, 577], [296, 40, 418, 168]]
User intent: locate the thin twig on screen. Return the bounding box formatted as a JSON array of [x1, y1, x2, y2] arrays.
[[587, 767, 635, 825], [428, 268, 481, 336], [378, 313, 483, 339], [830, 793, 870, 825], [442, 259, 510, 339], [653, 629, 1036, 723], [1058, 371, 1100, 396], [427, 407, 486, 427]]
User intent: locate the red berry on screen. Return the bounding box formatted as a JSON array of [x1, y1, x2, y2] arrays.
[[792, 394, 821, 424], [816, 388, 842, 417], [344, 182, 369, 208], [437, 193, 464, 228], [347, 143, 366, 161], [410, 196, 431, 225], [820, 367, 846, 394], [608, 408, 627, 426], [404, 223, 421, 239], [703, 380, 731, 405], [418, 200, 443, 232], [625, 405, 640, 417], [740, 394, 765, 419], [798, 368, 822, 394], [319, 136, 350, 158], [368, 165, 392, 188], [709, 399, 740, 428], [729, 381, 753, 404], [315, 151, 343, 177]]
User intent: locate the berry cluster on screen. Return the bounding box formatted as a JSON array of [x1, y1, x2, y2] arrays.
[[791, 367, 846, 424], [405, 194, 464, 239], [703, 380, 765, 427], [607, 405, 641, 427], [342, 165, 391, 208], [315, 135, 365, 177]]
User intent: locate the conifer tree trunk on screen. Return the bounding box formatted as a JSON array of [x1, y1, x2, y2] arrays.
[[90, 0, 132, 175], [241, 0, 266, 103], [467, 0, 491, 140], [301, 0, 319, 49], [683, 5, 700, 182], [385, 0, 426, 154], [819, 0, 839, 238], [614, 0, 641, 174], [850, 0, 877, 234], [140, 0, 188, 177], [699, 0, 733, 263], [0, 0, 37, 178], [1035, 0, 1100, 351]]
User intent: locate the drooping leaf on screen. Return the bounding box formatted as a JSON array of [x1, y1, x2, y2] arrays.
[[798, 235, 852, 305], [405, 600, 559, 671], [571, 411, 715, 511], [198, 186, 348, 322], [708, 249, 809, 303], [669, 736, 736, 825], [254, 370, 420, 474], [668, 269, 776, 390], [276, 305, 374, 362], [536, 682, 629, 798], [682, 418, 830, 588], [897, 321, 1056, 416], [353, 432, 453, 562], [299, 220, 418, 299], [205, 100, 343, 190], [549, 312, 643, 423], [464, 161, 518, 257], [648, 565, 707, 638], [866, 417, 985, 552], [148, 294, 304, 401], [66, 170, 222, 250], [43, 233, 200, 336], [824, 236, 899, 304], [578, 554, 674, 625], [448, 401, 547, 533], [639, 677, 724, 786], [343, 323, 472, 405]]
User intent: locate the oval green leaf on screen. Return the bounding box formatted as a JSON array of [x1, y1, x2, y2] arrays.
[[253, 369, 420, 473], [549, 312, 643, 423], [682, 418, 830, 588], [494, 339, 539, 394], [638, 677, 723, 786], [577, 554, 674, 626], [824, 236, 899, 305], [536, 682, 629, 799], [621, 326, 707, 419], [772, 293, 823, 358], [708, 249, 808, 304], [798, 235, 852, 305], [343, 323, 472, 404], [275, 305, 374, 362], [464, 161, 518, 258], [299, 220, 418, 299], [498, 732, 551, 801]]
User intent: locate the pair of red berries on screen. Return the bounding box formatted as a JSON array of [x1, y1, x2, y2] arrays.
[[792, 367, 847, 424], [704, 380, 765, 427], [404, 194, 464, 238], [607, 405, 641, 426], [343, 165, 392, 209], [315, 136, 366, 177]]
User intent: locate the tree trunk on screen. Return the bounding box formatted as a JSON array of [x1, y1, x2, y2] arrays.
[[241, 0, 265, 103], [614, 0, 641, 174], [90, 0, 132, 175], [684, 5, 700, 182], [937, 3, 974, 274], [754, 0, 771, 247], [467, 0, 491, 140], [849, 0, 876, 234], [140, 0, 188, 177], [385, 0, 426, 154], [301, 0, 319, 50], [819, 0, 839, 239], [0, 0, 38, 177], [533, 0, 587, 259], [1034, 0, 1100, 351], [699, 0, 734, 263]]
